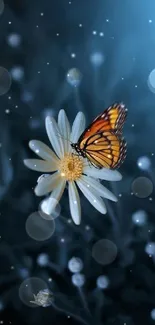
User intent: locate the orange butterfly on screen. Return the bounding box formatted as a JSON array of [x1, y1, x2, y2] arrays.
[[71, 103, 127, 169]]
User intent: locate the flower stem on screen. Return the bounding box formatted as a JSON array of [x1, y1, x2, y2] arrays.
[[78, 287, 91, 317], [51, 301, 89, 325]]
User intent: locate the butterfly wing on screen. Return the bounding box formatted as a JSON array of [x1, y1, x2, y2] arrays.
[[78, 102, 127, 142], [77, 103, 127, 169], [81, 131, 126, 168]]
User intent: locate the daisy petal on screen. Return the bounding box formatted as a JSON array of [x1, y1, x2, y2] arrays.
[[68, 182, 81, 225], [83, 166, 122, 181], [34, 172, 61, 196], [70, 112, 86, 143], [49, 178, 66, 204], [76, 179, 107, 214], [29, 140, 59, 164], [80, 175, 117, 202], [24, 159, 56, 172], [45, 116, 64, 158], [58, 110, 71, 153]]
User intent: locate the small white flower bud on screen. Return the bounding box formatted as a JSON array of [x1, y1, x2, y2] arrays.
[[96, 275, 109, 289], [71, 273, 85, 287], [68, 257, 83, 273]]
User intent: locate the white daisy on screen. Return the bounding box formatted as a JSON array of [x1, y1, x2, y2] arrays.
[[24, 110, 122, 225]]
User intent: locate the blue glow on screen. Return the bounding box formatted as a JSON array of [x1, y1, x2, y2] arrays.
[[21, 90, 33, 102], [132, 210, 148, 225], [7, 33, 21, 47], [71, 273, 85, 287], [66, 68, 82, 87], [145, 242, 155, 255], [37, 253, 49, 266], [137, 156, 151, 171], [19, 268, 29, 279], [90, 52, 105, 67], [151, 309, 155, 320], [10, 66, 24, 81], [68, 257, 83, 273], [96, 275, 109, 289]]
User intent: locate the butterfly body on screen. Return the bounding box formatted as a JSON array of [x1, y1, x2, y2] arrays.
[[71, 103, 127, 169], [71, 142, 87, 158]]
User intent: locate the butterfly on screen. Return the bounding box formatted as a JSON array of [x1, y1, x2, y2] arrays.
[[71, 103, 127, 169]]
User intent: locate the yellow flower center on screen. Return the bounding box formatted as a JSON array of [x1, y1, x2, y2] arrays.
[[58, 154, 83, 181]]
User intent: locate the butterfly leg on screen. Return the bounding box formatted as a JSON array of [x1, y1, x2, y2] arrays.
[[71, 151, 79, 157]]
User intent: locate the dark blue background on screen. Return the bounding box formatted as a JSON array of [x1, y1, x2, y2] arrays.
[[0, 0, 155, 324]]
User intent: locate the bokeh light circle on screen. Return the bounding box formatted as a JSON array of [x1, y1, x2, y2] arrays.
[[96, 275, 109, 289], [137, 156, 151, 171], [92, 239, 117, 265], [25, 212, 55, 241], [0, 67, 12, 95], [131, 177, 153, 198], [148, 69, 155, 93], [90, 52, 104, 67], [66, 68, 82, 87], [68, 257, 83, 273], [39, 197, 61, 220], [37, 253, 49, 266], [151, 309, 155, 320], [0, 0, 4, 15], [18, 268, 30, 279], [10, 66, 24, 81], [19, 277, 49, 307], [132, 210, 148, 225], [71, 273, 85, 287], [21, 90, 34, 103], [7, 33, 21, 48], [145, 242, 155, 256]]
